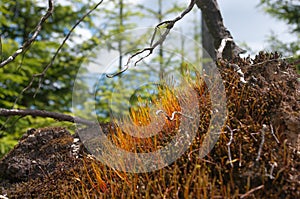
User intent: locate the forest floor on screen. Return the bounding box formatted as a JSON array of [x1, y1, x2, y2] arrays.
[[0, 52, 299, 198]]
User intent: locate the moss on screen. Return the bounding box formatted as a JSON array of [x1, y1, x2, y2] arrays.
[[1, 53, 299, 198]]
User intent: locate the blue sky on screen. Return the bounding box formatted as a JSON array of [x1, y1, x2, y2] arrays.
[[169, 0, 295, 53], [70, 0, 296, 55], [71, 0, 297, 74], [218, 0, 296, 53]]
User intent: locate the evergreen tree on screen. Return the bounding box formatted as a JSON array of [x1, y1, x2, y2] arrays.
[[137, 0, 185, 78], [0, 0, 100, 156], [82, 0, 148, 122], [259, 0, 300, 70]]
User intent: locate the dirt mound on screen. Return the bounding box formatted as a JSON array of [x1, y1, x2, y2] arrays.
[[244, 52, 299, 149], [0, 53, 299, 198], [0, 127, 83, 183]]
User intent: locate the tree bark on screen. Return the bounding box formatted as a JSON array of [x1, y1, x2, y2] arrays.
[[196, 0, 246, 60], [0, 108, 95, 126], [201, 12, 215, 60]]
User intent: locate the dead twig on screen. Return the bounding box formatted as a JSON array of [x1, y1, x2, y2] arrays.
[[240, 185, 264, 198], [250, 132, 260, 142], [270, 124, 280, 144], [0, 194, 9, 199], [0, 108, 95, 126], [106, 0, 196, 78], [256, 124, 266, 162], [155, 110, 194, 121], [188, 148, 217, 165], [0, 0, 54, 68], [265, 162, 277, 179], [0, 33, 2, 62], [226, 125, 235, 167], [239, 143, 242, 167]]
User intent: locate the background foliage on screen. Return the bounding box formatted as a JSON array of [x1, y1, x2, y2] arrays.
[[0, 0, 101, 156], [259, 0, 300, 71]]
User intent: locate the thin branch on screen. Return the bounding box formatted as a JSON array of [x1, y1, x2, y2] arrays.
[[106, 0, 196, 78], [0, 108, 95, 126], [250, 132, 260, 142], [0, 33, 2, 62], [240, 185, 264, 199], [0, 0, 54, 68], [256, 124, 267, 162], [0, 194, 9, 199], [156, 110, 194, 121], [14, 0, 104, 106], [226, 125, 234, 167], [239, 143, 242, 167], [270, 124, 280, 144], [0, 115, 25, 134], [188, 149, 217, 165], [265, 162, 277, 179]]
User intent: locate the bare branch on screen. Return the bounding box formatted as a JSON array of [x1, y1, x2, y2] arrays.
[[240, 185, 264, 198], [106, 47, 153, 78], [0, 108, 95, 126], [256, 124, 267, 162], [239, 143, 242, 167], [0, 33, 2, 62], [106, 0, 196, 78], [156, 110, 194, 121], [0, 194, 9, 199], [14, 0, 104, 106], [250, 132, 259, 142], [265, 162, 277, 179], [0, 0, 54, 68], [270, 124, 280, 144], [226, 125, 234, 167]]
